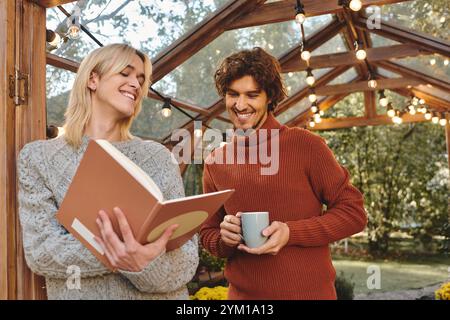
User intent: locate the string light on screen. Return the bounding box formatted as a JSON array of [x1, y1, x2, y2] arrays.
[[338, 0, 362, 12], [161, 99, 172, 117], [392, 110, 403, 124], [306, 68, 315, 86], [67, 16, 81, 39], [431, 113, 439, 124], [313, 113, 322, 123], [367, 73, 377, 89], [311, 101, 318, 113], [308, 89, 317, 103], [354, 40, 366, 60], [309, 120, 316, 128], [378, 90, 388, 107], [387, 103, 396, 118], [295, 0, 306, 24], [46, 29, 62, 48], [424, 110, 432, 120], [439, 113, 447, 126], [301, 49, 311, 61]]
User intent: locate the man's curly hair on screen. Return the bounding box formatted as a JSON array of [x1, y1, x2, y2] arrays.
[[214, 47, 287, 112]]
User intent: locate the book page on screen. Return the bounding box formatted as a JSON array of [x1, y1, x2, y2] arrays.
[[162, 189, 233, 204], [95, 139, 164, 201]]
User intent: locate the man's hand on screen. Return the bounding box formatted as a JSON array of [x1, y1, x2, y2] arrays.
[[219, 212, 243, 247], [238, 221, 289, 255], [94, 207, 178, 272]]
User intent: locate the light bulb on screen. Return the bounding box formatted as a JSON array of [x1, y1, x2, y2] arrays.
[[319, 110, 324, 116], [424, 112, 432, 120], [349, 0, 362, 11], [419, 99, 425, 105], [368, 79, 377, 89], [309, 93, 317, 102], [432, 115, 439, 124], [314, 116, 322, 124], [301, 50, 311, 61], [306, 76, 315, 86], [387, 104, 395, 118], [445, 59, 449, 66], [48, 32, 61, 47], [161, 107, 172, 117], [309, 121, 316, 128], [68, 24, 81, 39], [409, 108, 416, 115], [296, 13, 306, 24], [311, 105, 318, 113], [356, 49, 367, 60], [313, 113, 321, 121], [379, 97, 388, 107], [439, 118, 447, 126]]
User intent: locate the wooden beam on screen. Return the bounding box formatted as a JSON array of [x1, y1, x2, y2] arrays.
[[373, 60, 450, 93], [33, 0, 75, 8], [316, 77, 424, 96], [46, 53, 78, 73], [391, 88, 449, 112], [0, 0, 16, 300], [364, 91, 377, 118], [310, 113, 430, 131], [226, 0, 409, 30], [355, 15, 450, 57], [279, 19, 345, 72], [276, 65, 352, 115], [151, 0, 266, 83], [285, 44, 426, 72], [287, 93, 349, 127]]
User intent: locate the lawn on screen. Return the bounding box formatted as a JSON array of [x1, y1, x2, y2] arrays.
[[332, 256, 450, 295]]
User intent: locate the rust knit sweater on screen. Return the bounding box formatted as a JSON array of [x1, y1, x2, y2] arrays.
[[200, 113, 367, 300]]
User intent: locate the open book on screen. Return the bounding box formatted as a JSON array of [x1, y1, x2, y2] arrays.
[[56, 139, 234, 270]]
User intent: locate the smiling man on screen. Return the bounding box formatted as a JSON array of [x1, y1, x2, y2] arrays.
[[199, 47, 367, 300]]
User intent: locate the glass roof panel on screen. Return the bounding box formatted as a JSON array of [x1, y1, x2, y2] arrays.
[[323, 93, 365, 118], [46, 65, 76, 126], [370, 33, 400, 47], [312, 34, 347, 56], [376, 0, 449, 41], [377, 67, 401, 79], [131, 98, 197, 141], [157, 16, 333, 108], [393, 54, 450, 83], [209, 118, 233, 133], [46, 0, 230, 62], [328, 68, 358, 85], [276, 98, 312, 124]]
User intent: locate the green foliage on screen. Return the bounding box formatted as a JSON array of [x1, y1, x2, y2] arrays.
[[335, 271, 355, 300], [199, 247, 226, 273], [320, 93, 448, 255]]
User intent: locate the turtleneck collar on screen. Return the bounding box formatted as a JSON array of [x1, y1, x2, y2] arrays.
[[230, 112, 284, 147]]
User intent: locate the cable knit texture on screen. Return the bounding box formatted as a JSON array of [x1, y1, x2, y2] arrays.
[[17, 135, 199, 300], [200, 113, 367, 300]]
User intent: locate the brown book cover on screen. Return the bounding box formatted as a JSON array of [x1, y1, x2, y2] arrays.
[[56, 140, 234, 271]]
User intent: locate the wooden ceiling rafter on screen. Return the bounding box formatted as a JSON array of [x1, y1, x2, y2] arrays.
[[226, 0, 411, 30], [354, 15, 450, 57], [151, 0, 267, 82]]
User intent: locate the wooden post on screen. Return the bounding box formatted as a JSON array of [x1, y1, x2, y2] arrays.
[[446, 123, 450, 222], [0, 0, 47, 299]]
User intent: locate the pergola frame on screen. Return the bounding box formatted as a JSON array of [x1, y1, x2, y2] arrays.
[[1, 0, 449, 299]]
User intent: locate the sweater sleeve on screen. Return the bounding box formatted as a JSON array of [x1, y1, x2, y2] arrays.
[[119, 144, 199, 293], [199, 162, 237, 258], [286, 135, 367, 247], [17, 142, 109, 279]]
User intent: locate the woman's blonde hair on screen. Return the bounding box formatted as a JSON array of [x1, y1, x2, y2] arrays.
[[63, 43, 152, 148]]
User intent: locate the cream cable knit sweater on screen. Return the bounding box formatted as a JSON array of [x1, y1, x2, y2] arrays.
[[17, 135, 199, 300]]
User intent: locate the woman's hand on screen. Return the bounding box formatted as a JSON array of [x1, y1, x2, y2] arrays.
[[219, 212, 243, 248], [237, 221, 289, 255], [94, 207, 178, 272]]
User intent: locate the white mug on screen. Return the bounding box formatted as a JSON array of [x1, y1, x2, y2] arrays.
[[241, 212, 269, 248]]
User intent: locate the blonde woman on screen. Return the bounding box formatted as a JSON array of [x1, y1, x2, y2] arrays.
[[17, 44, 198, 300]]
